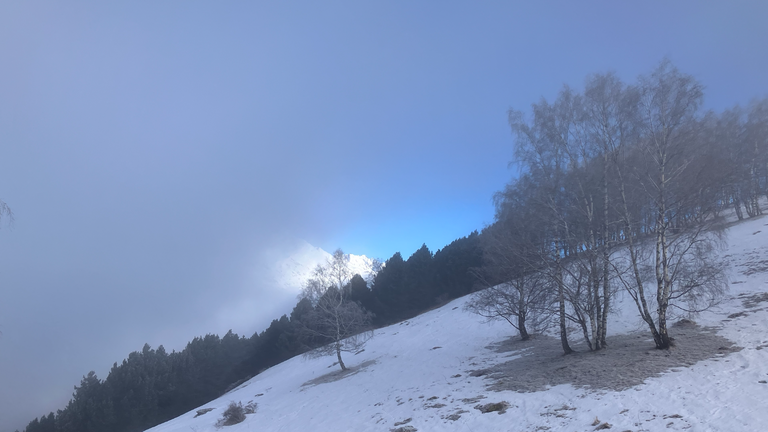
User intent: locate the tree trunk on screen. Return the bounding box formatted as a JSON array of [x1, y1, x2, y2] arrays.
[[335, 307, 347, 370], [588, 307, 598, 351], [336, 343, 346, 371], [576, 307, 593, 351], [750, 140, 762, 216], [745, 191, 757, 217], [556, 263, 573, 355], [733, 191, 744, 220], [518, 312, 530, 341], [600, 153, 610, 347], [654, 161, 672, 350], [590, 251, 602, 350], [617, 163, 663, 347]]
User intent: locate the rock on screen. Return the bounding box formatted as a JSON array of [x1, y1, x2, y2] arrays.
[[194, 408, 214, 417], [474, 401, 510, 414], [393, 418, 412, 426]]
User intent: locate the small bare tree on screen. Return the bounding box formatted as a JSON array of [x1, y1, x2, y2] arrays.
[[467, 274, 552, 341], [215, 402, 246, 427], [468, 206, 553, 341], [299, 249, 374, 371], [0, 198, 12, 228]]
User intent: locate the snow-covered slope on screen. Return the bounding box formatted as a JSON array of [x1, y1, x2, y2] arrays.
[[149, 216, 768, 432], [272, 241, 378, 293]]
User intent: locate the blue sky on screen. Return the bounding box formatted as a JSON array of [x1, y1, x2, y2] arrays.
[[1, 2, 767, 430]]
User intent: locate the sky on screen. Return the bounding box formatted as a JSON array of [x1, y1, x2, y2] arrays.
[[1, 1, 767, 431]]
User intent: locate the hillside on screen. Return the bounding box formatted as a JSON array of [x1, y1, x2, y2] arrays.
[[147, 215, 768, 432]]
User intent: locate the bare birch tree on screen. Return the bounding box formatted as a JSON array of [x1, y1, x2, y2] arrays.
[[612, 60, 727, 349], [559, 93, 614, 351], [468, 205, 553, 340], [509, 89, 578, 354], [580, 72, 639, 348], [299, 249, 374, 371]]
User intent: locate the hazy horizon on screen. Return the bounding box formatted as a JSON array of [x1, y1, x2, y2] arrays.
[[2, 2, 767, 431]]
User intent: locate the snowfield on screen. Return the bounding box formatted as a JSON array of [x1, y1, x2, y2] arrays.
[[147, 215, 768, 432]]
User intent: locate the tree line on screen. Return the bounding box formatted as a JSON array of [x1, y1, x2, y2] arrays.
[[20, 234, 482, 432]]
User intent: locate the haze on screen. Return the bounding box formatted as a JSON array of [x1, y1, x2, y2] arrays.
[[1, 2, 767, 431]]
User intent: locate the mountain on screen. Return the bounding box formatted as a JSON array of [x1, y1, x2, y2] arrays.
[[271, 241, 378, 293], [147, 215, 768, 432]]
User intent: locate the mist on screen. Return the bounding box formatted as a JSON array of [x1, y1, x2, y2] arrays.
[[1, 2, 767, 431]]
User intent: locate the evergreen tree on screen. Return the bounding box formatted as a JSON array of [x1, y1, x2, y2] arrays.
[[403, 244, 435, 311], [346, 273, 375, 311], [433, 232, 483, 299], [370, 252, 408, 323]]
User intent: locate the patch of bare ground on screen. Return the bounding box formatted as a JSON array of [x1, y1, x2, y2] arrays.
[[739, 291, 768, 309], [732, 247, 768, 276], [301, 360, 376, 388], [475, 321, 740, 392]]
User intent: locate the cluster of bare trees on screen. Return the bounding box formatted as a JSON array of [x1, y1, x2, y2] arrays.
[[470, 60, 766, 352]]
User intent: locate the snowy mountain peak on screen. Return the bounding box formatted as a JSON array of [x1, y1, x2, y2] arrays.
[[272, 241, 378, 293]]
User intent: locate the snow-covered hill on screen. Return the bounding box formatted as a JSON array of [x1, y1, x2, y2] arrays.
[[272, 241, 378, 293], [149, 216, 768, 432]]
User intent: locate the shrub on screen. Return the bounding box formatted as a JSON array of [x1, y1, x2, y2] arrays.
[[244, 401, 257, 414], [216, 402, 246, 427]]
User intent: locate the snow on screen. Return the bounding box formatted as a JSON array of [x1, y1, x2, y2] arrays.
[[271, 241, 378, 293], [271, 241, 331, 293], [147, 215, 768, 432]]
